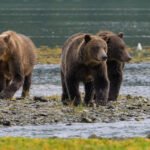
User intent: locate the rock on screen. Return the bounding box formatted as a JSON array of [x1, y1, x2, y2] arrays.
[[126, 94, 132, 99], [49, 136, 58, 139], [146, 134, 150, 139], [88, 134, 98, 139], [107, 105, 115, 109], [66, 123, 72, 126], [136, 103, 142, 108], [81, 110, 89, 118], [1, 110, 9, 114], [126, 105, 137, 110], [87, 101, 96, 108], [135, 117, 144, 121], [33, 96, 48, 102], [37, 113, 48, 117], [103, 118, 110, 123], [2, 120, 11, 126], [143, 99, 148, 103], [120, 116, 126, 121], [81, 117, 93, 123]]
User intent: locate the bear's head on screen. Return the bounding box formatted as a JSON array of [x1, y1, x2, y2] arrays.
[[100, 32, 132, 62], [80, 34, 108, 65], [0, 33, 11, 61]]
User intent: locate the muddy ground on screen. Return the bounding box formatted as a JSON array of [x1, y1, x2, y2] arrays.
[[0, 95, 149, 127]]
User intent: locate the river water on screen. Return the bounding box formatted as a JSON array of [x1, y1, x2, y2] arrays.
[[0, 119, 150, 138], [1, 0, 150, 47], [15, 62, 150, 98], [0, 62, 149, 138]]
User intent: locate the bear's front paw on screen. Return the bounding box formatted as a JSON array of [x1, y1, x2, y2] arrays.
[[96, 99, 107, 106], [0, 91, 11, 99], [108, 98, 117, 101], [0, 92, 6, 99], [62, 99, 70, 106]]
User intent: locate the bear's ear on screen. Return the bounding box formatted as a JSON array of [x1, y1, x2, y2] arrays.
[[118, 32, 124, 39], [3, 34, 10, 43], [84, 34, 91, 43], [101, 35, 110, 43]]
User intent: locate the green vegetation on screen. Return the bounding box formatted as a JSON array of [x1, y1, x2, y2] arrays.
[[37, 46, 61, 64], [129, 48, 150, 63], [0, 137, 149, 150], [37, 47, 150, 64]]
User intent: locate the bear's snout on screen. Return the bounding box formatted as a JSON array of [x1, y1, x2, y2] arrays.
[[97, 49, 107, 61], [123, 54, 132, 62], [126, 55, 132, 62], [102, 55, 108, 61]]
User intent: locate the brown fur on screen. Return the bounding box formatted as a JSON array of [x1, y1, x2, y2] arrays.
[[97, 31, 132, 101], [61, 33, 109, 106], [0, 30, 36, 99]]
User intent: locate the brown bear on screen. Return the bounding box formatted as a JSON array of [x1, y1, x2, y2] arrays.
[[0, 30, 36, 99], [97, 31, 132, 101], [61, 33, 109, 106]]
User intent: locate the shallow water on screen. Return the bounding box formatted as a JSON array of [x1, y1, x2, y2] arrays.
[[15, 62, 150, 97], [0, 119, 150, 138]]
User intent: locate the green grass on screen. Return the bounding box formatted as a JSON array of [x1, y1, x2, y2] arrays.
[[37, 46, 150, 64], [129, 48, 150, 63], [37, 46, 61, 64], [0, 137, 149, 150]]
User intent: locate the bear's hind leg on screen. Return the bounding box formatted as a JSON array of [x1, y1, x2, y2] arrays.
[[6, 79, 11, 87], [66, 75, 81, 106], [21, 73, 32, 98], [108, 73, 122, 101], [61, 71, 69, 105], [84, 81, 94, 105], [107, 61, 124, 101], [0, 74, 6, 92], [93, 67, 109, 106]]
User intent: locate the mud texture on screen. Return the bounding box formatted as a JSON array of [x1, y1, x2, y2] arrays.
[[0, 95, 149, 127]]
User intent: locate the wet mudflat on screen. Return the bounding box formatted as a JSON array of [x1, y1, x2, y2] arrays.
[[0, 95, 149, 126]]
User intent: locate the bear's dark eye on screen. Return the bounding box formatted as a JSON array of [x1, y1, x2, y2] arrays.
[[120, 45, 125, 50], [103, 46, 107, 51]]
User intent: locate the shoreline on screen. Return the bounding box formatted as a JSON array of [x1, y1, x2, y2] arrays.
[[37, 46, 150, 64]]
